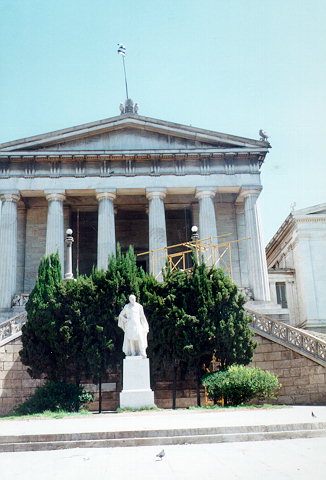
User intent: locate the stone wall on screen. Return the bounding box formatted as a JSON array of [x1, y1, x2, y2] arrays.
[[251, 334, 326, 405], [0, 338, 43, 415], [1, 333, 325, 415]]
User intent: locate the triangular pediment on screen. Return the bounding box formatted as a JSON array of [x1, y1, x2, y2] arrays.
[[0, 114, 269, 153]]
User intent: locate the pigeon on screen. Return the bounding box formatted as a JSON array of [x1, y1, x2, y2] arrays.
[[156, 449, 165, 460], [312, 411, 317, 418]]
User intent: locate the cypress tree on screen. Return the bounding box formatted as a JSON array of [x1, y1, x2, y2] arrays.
[[20, 253, 64, 380]]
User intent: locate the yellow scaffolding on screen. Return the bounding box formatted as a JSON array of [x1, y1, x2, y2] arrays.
[[137, 234, 248, 280]]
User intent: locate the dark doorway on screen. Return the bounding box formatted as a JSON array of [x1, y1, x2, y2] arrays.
[[71, 211, 97, 276]]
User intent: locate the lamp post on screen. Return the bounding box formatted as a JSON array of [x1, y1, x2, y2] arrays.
[[65, 228, 74, 280], [191, 225, 199, 264], [191, 225, 199, 242]]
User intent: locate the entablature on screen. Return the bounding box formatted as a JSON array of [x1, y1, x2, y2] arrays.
[[0, 149, 266, 179]]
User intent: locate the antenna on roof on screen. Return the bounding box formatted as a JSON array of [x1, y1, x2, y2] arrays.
[[117, 43, 129, 99]]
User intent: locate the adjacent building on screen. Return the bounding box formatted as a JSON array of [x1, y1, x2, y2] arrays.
[[0, 101, 271, 321], [267, 204, 326, 333]]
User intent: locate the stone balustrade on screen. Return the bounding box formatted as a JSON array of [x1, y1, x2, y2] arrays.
[[247, 308, 326, 366], [0, 311, 27, 346]]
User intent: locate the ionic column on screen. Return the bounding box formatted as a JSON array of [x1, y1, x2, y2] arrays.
[[96, 190, 116, 270], [242, 189, 270, 301], [0, 193, 20, 309], [45, 192, 65, 271], [195, 189, 218, 266], [146, 189, 167, 279], [195, 189, 218, 240], [235, 204, 248, 287]]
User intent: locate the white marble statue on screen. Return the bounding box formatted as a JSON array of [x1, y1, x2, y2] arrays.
[[118, 294, 149, 358]]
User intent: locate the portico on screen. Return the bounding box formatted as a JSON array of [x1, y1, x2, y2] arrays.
[[0, 106, 271, 320]]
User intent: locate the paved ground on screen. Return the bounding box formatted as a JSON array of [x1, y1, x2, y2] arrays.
[[1, 437, 325, 480], [0, 406, 325, 479]]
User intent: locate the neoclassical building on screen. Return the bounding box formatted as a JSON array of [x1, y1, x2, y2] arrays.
[[0, 101, 271, 321], [267, 203, 326, 333]]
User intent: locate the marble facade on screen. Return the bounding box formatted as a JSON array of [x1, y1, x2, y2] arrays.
[[0, 106, 271, 321]]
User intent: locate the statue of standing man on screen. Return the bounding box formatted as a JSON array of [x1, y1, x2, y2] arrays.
[[118, 294, 149, 358]]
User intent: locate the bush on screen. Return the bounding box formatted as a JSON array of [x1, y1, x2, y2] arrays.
[[202, 365, 281, 406], [14, 382, 93, 415]]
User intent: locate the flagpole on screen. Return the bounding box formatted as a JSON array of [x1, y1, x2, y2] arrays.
[[122, 55, 129, 99], [117, 44, 129, 100]]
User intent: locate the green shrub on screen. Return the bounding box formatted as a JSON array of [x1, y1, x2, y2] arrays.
[[202, 365, 281, 406], [14, 382, 93, 415]]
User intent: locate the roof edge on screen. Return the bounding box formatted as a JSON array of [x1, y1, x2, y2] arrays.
[[0, 113, 271, 151]]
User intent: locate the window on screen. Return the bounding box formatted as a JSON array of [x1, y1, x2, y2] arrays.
[[276, 282, 288, 308]]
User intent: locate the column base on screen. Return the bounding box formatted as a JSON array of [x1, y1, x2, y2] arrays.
[[119, 356, 155, 409]]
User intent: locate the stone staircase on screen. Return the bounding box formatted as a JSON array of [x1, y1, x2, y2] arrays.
[[247, 308, 326, 367], [1, 421, 326, 452], [0, 311, 26, 346]]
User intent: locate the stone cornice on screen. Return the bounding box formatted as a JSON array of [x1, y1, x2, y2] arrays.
[[295, 216, 326, 223], [266, 210, 326, 266], [0, 148, 269, 159], [0, 152, 265, 181], [266, 212, 294, 258]]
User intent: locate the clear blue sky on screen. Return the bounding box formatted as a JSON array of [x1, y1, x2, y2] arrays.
[[1, 0, 325, 243]]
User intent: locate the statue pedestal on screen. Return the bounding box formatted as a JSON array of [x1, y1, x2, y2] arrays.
[[120, 356, 155, 409]]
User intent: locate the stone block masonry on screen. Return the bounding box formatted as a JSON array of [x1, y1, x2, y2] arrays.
[[251, 334, 326, 405], [0, 338, 43, 415], [1, 332, 326, 415]]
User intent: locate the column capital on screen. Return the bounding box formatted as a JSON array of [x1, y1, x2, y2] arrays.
[[45, 192, 66, 202], [146, 188, 166, 201], [236, 186, 262, 202], [96, 191, 116, 202], [0, 193, 20, 203], [195, 188, 216, 200]]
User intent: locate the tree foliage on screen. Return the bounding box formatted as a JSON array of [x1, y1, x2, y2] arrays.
[[20, 246, 147, 387], [146, 258, 255, 373], [143, 257, 256, 407], [20, 253, 65, 381], [88, 245, 146, 382], [20, 248, 256, 410]]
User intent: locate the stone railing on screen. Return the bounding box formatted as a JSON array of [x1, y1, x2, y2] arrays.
[[247, 308, 326, 367], [0, 311, 27, 346]]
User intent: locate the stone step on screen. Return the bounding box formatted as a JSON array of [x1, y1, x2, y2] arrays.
[[1, 422, 326, 452]]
